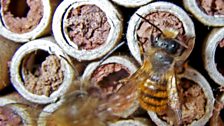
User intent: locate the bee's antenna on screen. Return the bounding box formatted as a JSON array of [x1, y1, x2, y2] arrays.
[[136, 13, 164, 34], [99, 41, 125, 64]]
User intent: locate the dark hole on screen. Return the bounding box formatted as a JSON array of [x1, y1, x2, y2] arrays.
[[21, 50, 49, 77], [98, 69, 129, 89], [8, 0, 30, 18], [215, 44, 224, 76]]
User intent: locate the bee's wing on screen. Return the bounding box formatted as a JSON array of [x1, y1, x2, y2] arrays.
[[38, 91, 107, 126], [99, 65, 148, 117], [166, 69, 182, 126]]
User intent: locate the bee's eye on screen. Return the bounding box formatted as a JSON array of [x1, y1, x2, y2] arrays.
[[162, 43, 168, 48], [167, 42, 178, 53], [155, 36, 159, 42]]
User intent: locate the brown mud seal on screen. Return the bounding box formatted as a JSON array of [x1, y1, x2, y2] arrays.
[[23, 54, 64, 97], [197, 0, 224, 16], [66, 5, 111, 50], [91, 63, 130, 97], [0, 106, 23, 126]]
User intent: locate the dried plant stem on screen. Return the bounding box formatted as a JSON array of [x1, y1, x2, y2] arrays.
[[0, 92, 42, 126], [0, 36, 20, 91], [183, 0, 224, 26], [203, 27, 224, 86], [110, 0, 154, 8], [10, 36, 75, 104], [0, 0, 61, 42], [82, 55, 138, 117], [52, 0, 123, 61]]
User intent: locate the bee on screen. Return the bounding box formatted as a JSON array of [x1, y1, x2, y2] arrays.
[[42, 90, 111, 126], [36, 81, 121, 126], [210, 91, 224, 126], [101, 13, 192, 126], [1, 15, 191, 125]]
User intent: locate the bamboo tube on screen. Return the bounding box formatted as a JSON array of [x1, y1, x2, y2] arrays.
[[37, 90, 108, 126], [0, 0, 61, 42], [0, 36, 20, 91], [148, 67, 214, 126], [10, 36, 75, 104], [37, 97, 65, 126], [110, 0, 154, 8], [127, 1, 195, 65], [203, 27, 224, 86], [183, 0, 224, 26], [0, 92, 42, 126], [108, 118, 152, 126], [81, 55, 138, 117], [38, 91, 151, 126], [52, 0, 123, 61]]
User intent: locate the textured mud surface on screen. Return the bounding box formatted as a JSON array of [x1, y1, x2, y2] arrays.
[[66, 5, 110, 50], [91, 63, 130, 97], [1, 0, 43, 33], [23, 55, 64, 96], [197, 0, 224, 16], [0, 106, 23, 126]]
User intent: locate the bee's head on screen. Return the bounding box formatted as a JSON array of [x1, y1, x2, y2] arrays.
[[151, 35, 186, 56], [136, 13, 188, 57]]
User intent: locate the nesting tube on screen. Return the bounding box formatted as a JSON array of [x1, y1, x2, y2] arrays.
[[38, 90, 106, 126], [0, 0, 60, 42], [0, 36, 20, 91], [52, 0, 123, 61], [37, 97, 65, 126], [0, 93, 40, 126], [82, 55, 138, 117], [127, 1, 195, 64], [148, 67, 214, 126], [10, 37, 75, 104], [183, 0, 224, 26], [203, 27, 224, 86], [108, 118, 152, 126], [110, 0, 154, 8]]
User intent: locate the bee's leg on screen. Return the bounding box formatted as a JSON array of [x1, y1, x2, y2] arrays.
[[219, 86, 224, 92], [210, 93, 224, 126], [167, 73, 182, 126]]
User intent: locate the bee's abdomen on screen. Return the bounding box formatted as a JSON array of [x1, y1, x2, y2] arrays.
[[138, 81, 168, 112]]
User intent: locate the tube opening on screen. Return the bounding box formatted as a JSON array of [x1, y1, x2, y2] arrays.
[[0, 106, 23, 125], [197, 0, 224, 16], [91, 63, 130, 97], [1, 0, 43, 33], [20, 50, 64, 96], [215, 38, 224, 76], [8, 0, 30, 18]]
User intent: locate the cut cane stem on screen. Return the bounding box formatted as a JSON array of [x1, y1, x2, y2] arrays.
[[10, 36, 75, 104]]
